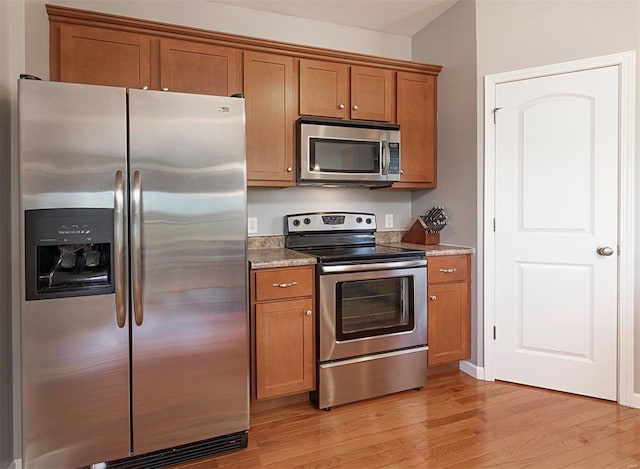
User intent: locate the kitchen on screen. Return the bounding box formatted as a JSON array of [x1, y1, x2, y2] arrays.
[[1, 1, 640, 468]]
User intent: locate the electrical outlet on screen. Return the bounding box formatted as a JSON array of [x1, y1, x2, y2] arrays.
[[385, 214, 394, 228], [247, 217, 258, 234]]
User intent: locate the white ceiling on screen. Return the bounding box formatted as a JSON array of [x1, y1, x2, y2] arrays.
[[211, 0, 458, 37]]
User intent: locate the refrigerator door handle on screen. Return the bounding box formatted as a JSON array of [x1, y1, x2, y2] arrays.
[[132, 170, 144, 326], [114, 170, 126, 328]]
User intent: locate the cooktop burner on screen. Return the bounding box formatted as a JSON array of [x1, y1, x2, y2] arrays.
[[284, 212, 425, 264], [294, 244, 424, 264]]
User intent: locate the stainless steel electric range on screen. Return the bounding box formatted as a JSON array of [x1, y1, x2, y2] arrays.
[[285, 212, 428, 410]]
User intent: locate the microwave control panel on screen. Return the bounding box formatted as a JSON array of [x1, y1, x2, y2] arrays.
[[388, 142, 400, 175]]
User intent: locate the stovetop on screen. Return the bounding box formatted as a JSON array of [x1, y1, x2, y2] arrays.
[[284, 212, 425, 264], [293, 244, 425, 264]]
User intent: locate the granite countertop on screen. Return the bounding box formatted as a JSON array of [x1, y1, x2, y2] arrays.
[[248, 235, 474, 269], [248, 248, 316, 269], [380, 242, 475, 257]]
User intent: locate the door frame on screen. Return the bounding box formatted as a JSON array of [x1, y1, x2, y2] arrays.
[[483, 51, 638, 407]]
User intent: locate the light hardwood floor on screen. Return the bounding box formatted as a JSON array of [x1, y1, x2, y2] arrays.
[[174, 366, 640, 468]]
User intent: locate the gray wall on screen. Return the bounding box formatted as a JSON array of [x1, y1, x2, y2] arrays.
[[0, 3, 13, 467], [1, 1, 25, 467], [411, 0, 480, 362], [413, 0, 640, 388]]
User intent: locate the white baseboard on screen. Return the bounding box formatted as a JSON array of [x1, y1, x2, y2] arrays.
[[630, 392, 640, 409], [8, 459, 21, 469], [459, 360, 485, 379]]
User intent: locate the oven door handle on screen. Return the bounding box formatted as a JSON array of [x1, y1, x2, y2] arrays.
[[319, 258, 426, 274]]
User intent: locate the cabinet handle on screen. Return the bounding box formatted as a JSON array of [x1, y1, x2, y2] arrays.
[[353, 105, 359, 111], [162, 87, 169, 92], [439, 268, 457, 273], [305, 310, 312, 316], [338, 103, 345, 110], [287, 167, 293, 172], [430, 295, 437, 301], [272, 281, 298, 288]]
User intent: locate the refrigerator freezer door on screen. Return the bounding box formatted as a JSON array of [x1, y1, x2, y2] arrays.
[[128, 89, 249, 455], [19, 80, 130, 468]]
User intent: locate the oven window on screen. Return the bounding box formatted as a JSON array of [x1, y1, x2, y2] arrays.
[[336, 276, 414, 341], [310, 138, 381, 173]]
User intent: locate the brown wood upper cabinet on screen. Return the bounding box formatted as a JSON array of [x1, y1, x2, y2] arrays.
[[56, 24, 151, 89], [299, 59, 396, 122], [244, 51, 297, 187], [396, 72, 438, 188], [48, 4, 442, 188], [159, 39, 242, 96]]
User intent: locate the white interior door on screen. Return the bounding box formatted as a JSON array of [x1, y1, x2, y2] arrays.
[[493, 65, 619, 400]]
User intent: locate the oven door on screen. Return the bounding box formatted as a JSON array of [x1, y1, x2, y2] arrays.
[[318, 259, 427, 362]]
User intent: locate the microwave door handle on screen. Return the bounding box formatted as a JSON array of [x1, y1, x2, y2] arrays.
[[382, 140, 391, 175]]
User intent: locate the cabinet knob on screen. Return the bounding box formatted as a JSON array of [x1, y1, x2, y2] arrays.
[[305, 310, 312, 316], [162, 87, 169, 92], [430, 295, 437, 301], [287, 167, 293, 172], [272, 281, 298, 288], [353, 105, 359, 111], [338, 103, 345, 110], [400, 169, 404, 174], [141, 85, 148, 90]]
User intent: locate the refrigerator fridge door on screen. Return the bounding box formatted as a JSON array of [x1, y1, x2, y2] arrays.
[[128, 89, 249, 455], [19, 80, 130, 468]]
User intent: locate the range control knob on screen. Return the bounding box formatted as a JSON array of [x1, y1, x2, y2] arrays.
[[293, 219, 301, 227], [304, 218, 311, 225], [365, 218, 372, 224], [356, 217, 363, 223]]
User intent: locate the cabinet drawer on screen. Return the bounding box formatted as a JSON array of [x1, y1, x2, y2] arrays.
[[428, 255, 469, 283], [255, 266, 314, 301]]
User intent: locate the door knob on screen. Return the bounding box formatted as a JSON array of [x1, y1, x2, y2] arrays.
[[596, 246, 614, 256]]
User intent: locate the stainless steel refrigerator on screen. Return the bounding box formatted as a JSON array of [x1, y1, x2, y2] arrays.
[[19, 79, 249, 469]]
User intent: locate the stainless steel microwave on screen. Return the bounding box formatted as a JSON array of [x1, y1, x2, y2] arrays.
[[297, 117, 400, 187]]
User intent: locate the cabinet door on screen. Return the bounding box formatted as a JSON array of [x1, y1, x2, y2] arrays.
[[299, 59, 349, 119], [397, 72, 437, 186], [59, 24, 151, 89], [245, 52, 297, 186], [255, 298, 315, 399], [350, 66, 395, 122], [427, 282, 471, 365], [159, 39, 241, 96]]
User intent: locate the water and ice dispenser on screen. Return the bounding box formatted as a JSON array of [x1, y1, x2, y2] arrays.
[[25, 208, 115, 300]]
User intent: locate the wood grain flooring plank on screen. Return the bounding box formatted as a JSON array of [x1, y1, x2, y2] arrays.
[[169, 369, 640, 469]]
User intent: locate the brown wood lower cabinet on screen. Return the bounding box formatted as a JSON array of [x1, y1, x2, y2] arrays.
[[427, 255, 471, 366], [251, 265, 315, 400]]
